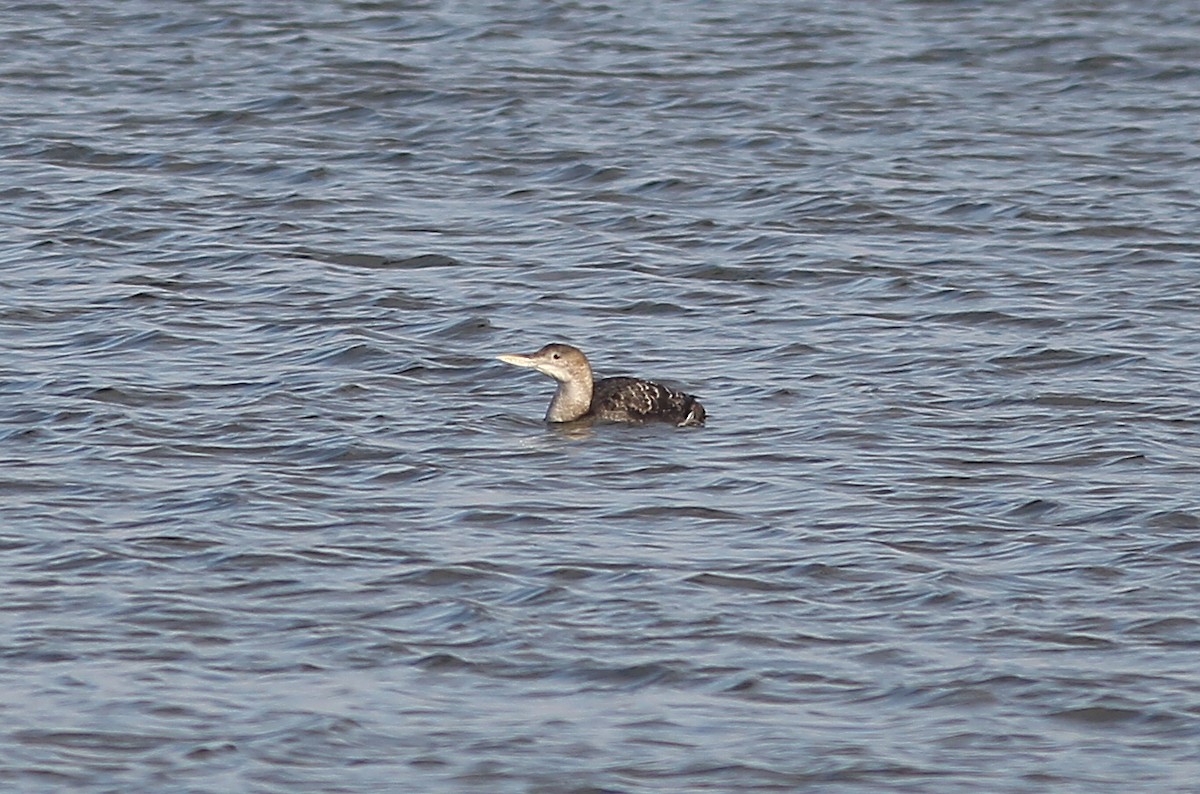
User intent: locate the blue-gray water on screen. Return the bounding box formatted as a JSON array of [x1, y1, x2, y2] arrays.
[[3, 1, 1200, 792]]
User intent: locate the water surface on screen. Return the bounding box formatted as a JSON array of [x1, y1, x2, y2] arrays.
[[3, 1, 1200, 791]]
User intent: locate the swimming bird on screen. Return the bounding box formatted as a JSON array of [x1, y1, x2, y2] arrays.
[[497, 343, 706, 427]]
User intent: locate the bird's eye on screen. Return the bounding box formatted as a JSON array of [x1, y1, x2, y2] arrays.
[[552, 353, 560, 359]]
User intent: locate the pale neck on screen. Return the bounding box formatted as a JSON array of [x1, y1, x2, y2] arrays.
[[545, 372, 593, 422]]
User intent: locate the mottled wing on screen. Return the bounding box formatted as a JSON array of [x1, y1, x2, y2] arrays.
[[593, 377, 706, 426]]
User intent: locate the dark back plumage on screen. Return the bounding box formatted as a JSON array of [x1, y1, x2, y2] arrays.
[[592, 376, 706, 427]]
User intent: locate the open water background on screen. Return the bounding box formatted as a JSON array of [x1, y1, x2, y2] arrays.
[[3, 1, 1200, 791]]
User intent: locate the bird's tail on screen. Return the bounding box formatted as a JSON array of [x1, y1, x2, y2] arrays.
[[677, 398, 706, 427]]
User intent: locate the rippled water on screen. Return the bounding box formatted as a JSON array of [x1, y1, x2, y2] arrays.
[[4, 1, 1200, 791]]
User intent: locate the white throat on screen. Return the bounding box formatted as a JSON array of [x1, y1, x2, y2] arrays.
[[545, 373, 593, 422]]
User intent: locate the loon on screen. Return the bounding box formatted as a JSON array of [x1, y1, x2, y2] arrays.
[[497, 343, 706, 427]]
